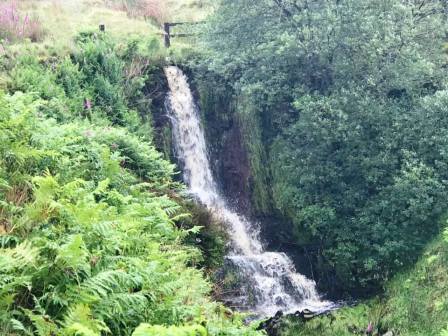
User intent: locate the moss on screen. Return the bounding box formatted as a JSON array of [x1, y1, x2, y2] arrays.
[[236, 93, 272, 214], [195, 73, 272, 215]]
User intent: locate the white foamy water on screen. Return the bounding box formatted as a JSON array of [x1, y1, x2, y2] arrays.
[[164, 66, 332, 316]]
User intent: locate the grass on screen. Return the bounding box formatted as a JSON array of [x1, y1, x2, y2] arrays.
[[15, 0, 159, 53], [380, 236, 448, 335], [165, 0, 214, 22], [7, 0, 214, 56], [0, 0, 213, 67]]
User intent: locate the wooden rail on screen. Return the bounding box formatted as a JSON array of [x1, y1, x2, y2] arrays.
[[163, 21, 205, 48]]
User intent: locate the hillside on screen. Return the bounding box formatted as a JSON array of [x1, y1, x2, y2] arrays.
[[10, 0, 212, 53], [0, 1, 259, 335]]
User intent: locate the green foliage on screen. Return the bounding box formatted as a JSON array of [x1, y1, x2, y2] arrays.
[[200, 0, 448, 291], [271, 93, 447, 288], [132, 324, 207, 336], [181, 202, 228, 270], [0, 34, 262, 336], [73, 34, 128, 124], [7, 32, 157, 132]]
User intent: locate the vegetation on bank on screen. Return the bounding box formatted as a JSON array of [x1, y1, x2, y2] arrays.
[[0, 4, 260, 333], [192, 1, 448, 334], [274, 228, 448, 336]]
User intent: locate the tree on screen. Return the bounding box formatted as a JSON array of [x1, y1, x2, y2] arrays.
[[199, 0, 448, 292]]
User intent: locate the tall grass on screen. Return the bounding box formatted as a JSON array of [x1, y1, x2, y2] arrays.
[[0, 1, 45, 42], [107, 0, 168, 24]]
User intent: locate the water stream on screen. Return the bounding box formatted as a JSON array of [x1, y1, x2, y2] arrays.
[[164, 66, 332, 317]]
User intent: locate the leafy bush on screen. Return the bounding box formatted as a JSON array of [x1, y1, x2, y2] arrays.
[[270, 93, 448, 290]]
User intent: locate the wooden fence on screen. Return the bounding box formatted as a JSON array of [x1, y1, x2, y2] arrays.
[[163, 21, 205, 48]]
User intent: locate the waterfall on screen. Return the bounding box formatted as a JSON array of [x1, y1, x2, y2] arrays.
[[164, 66, 332, 317]]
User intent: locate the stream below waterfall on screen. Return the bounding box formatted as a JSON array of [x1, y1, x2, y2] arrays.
[[164, 65, 334, 317]]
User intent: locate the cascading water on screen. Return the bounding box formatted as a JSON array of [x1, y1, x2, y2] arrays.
[[164, 66, 332, 317]]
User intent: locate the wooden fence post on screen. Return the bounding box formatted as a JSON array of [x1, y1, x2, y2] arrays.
[[164, 23, 171, 48]]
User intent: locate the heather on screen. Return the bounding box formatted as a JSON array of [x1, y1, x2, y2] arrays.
[[0, 1, 44, 42]]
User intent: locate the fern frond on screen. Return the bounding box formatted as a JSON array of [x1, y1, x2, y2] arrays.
[[9, 318, 33, 336], [0, 234, 20, 248], [0, 177, 10, 190], [92, 221, 117, 238], [80, 270, 136, 299], [56, 234, 90, 272], [63, 304, 110, 336], [0, 241, 38, 272], [64, 323, 99, 336], [93, 292, 151, 323], [22, 309, 58, 336]]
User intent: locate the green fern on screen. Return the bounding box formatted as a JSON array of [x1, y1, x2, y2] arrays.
[[23, 309, 58, 336], [0, 241, 38, 272], [63, 304, 110, 336], [56, 234, 90, 273]]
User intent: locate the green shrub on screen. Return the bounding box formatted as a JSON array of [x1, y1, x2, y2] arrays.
[[132, 324, 207, 336], [0, 48, 261, 336]]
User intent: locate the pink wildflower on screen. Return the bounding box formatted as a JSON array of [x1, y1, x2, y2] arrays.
[[83, 98, 92, 110]]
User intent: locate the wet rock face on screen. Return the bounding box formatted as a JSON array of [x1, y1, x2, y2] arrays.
[[190, 75, 253, 215], [218, 123, 251, 211]]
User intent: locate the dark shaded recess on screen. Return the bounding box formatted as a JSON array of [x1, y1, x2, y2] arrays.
[[422, 81, 439, 95], [141, 65, 175, 161], [193, 72, 252, 214], [306, 53, 333, 94], [387, 88, 407, 99]]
